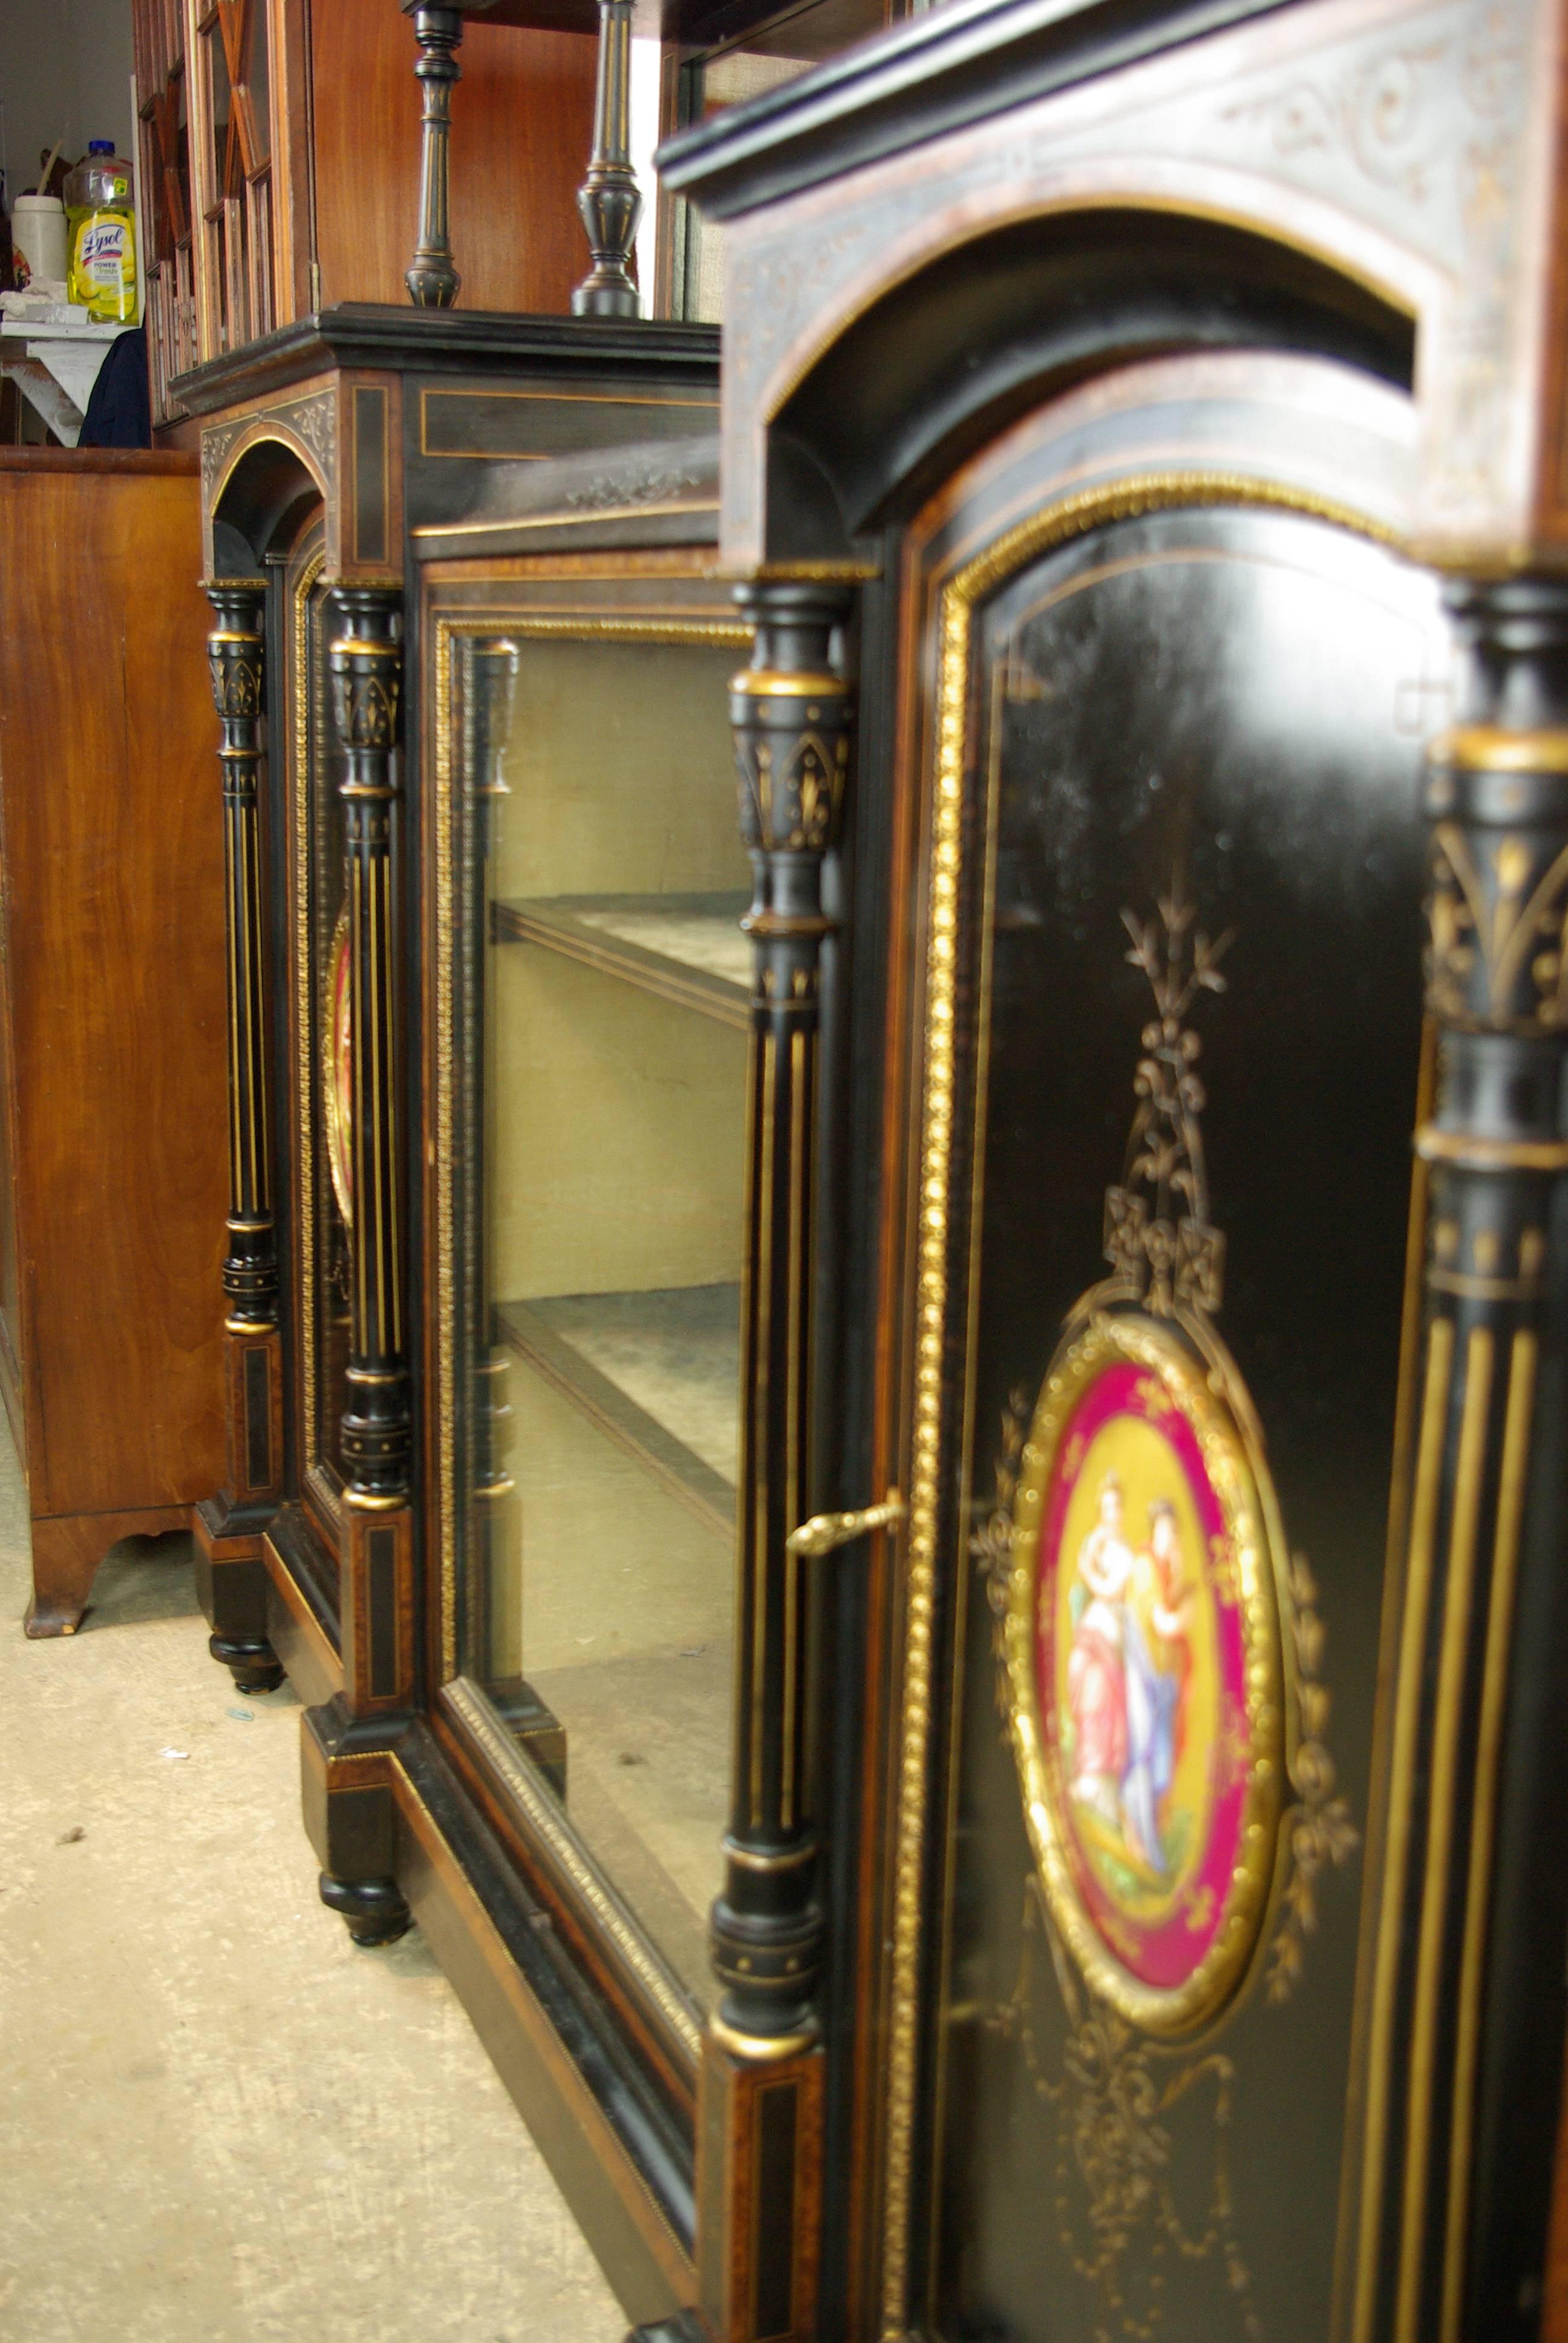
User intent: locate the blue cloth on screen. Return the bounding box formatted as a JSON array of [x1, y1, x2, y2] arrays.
[[78, 325, 151, 449]]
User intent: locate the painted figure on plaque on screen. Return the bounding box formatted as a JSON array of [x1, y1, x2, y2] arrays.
[[1068, 1478, 1194, 1879]]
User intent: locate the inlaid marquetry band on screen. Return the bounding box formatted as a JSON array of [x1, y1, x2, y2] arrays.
[[1351, 578, 1568, 2343], [708, 580, 852, 2053], [207, 581, 277, 1337], [328, 587, 410, 1502]]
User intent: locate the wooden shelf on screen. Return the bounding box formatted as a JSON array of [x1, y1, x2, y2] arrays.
[[498, 1283, 740, 1538], [494, 892, 751, 1029]]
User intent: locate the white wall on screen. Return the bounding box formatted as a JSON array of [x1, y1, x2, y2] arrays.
[[0, 0, 136, 202]]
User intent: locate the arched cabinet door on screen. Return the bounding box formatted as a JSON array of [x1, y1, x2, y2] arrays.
[[842, 350, 1568, 2343]]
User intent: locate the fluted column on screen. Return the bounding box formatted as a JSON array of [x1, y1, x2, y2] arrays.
[[1348, 580, 1568, 2343], [209, 583, 276, 1341], [691, 583, 851, 2343], [403, 2, 465, 307], [714, 582, 849, 2043], [571, 0, 641, 320], [330, 589, 408, 1514], [195, 579, 285, 1692]]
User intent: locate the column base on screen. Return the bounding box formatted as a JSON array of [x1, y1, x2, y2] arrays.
[[319, 1870, 411, 1947]]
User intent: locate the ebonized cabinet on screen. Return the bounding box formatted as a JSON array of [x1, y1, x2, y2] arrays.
[[183, 309, 719, 1723], [651, 0, 1568, 2335], [194, 0, 1568, 2338]]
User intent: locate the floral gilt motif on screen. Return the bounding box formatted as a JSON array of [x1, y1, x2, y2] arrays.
[[330, 670, 399, 750], [734, 728, 847, 854], [1104, 888, 1232, 1317]]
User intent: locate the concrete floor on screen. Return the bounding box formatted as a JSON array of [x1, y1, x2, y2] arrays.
[[0, 1429, 624, 2343]]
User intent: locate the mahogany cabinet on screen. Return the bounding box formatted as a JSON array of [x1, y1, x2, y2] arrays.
[[0, 450, 226, 1636], [132, 0, 596, 426]]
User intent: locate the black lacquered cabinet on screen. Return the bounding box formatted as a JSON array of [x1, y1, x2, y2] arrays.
[[650, 0, 1568, 2337], [189, 0, 1568, 2337]]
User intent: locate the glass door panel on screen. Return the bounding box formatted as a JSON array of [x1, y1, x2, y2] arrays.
[[449, 608, 750, 2007]]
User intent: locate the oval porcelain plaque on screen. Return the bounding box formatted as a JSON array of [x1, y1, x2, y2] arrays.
[[1007, 1311, 1285, 2035]]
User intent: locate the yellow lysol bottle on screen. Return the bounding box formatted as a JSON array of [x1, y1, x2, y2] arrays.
[[65, 142, 137, 322]]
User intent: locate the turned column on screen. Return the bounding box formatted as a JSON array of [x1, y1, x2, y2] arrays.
[[209, 584, 277, 1351], [695, 582, 851, 2343], [309, 586, 413, 1950], [1348, 580, 1568, 2343], [331, 589, 410, 1522], [197, 582, 286, 1693], [403, 2, 465, 307], [571, 0, 641, 319]]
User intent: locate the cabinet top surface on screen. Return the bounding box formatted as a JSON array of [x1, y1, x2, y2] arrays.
[[658, 0, 1294, 217], [172, 306, 722, 421]]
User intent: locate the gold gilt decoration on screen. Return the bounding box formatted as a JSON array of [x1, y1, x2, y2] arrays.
[[731, 672, 848, 854], [881, 478, 1400, 2340], [1426, 818, 1568, 1030], [964, 877, 1360, 2338], [329, 655, 400, 753], [985, 1879, 1260, 2343], [1266, 1552, 1359, 2002], [1103, 890, 1232, 1317]]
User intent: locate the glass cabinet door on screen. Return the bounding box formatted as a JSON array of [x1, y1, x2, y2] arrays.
[[439, 577, 751, 2005]]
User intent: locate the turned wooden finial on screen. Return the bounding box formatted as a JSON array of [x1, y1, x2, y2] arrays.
[[572, 0, 642, 319], [403, 1, 467, 307]]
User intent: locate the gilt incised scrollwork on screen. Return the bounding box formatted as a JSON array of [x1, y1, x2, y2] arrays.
[[985, 1879, 1261, 2343], [967, 862, 1356, 2338], [330, 658, 400, 752], [1426, 812, 1568, 1031], [1102, 893, 1231, 1317], [733, 674, 848, 858]]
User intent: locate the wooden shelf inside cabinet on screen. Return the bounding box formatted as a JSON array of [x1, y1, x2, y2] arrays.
[[497, 1283, 739, 1536], [493, 890, 751, 1029]]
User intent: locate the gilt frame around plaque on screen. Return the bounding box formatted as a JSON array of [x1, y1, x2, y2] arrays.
[[1003, 1300, 1289, 2038], [995, 889, 1305, 2040]]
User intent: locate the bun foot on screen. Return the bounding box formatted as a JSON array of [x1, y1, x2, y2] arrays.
[[209, 1631, 284, 1694], [319, 1871, 411, 1947]]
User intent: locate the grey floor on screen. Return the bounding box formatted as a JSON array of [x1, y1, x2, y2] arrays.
[[0, 1427, 624, 2343]]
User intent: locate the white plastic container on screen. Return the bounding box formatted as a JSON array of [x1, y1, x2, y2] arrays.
[[11, 195, 68, 290]]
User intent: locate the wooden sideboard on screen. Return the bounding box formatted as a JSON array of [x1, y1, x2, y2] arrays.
[[0, 450, 226, 1634]]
